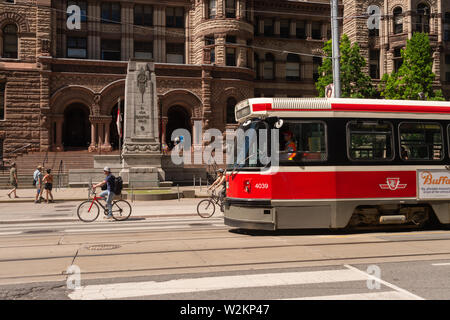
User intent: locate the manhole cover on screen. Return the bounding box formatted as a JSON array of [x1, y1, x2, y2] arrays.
[[25, 229, 58, 234], [86, 244, 121, 251]]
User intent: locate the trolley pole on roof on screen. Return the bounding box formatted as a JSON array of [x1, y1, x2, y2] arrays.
[[330, 0, 341, 98]]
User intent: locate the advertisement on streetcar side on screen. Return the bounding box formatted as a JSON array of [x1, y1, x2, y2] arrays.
[[417, 169, 450, 200]]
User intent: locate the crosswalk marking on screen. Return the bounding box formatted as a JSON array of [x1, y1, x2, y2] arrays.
[[343, 264, 423, 300], [69, 269, 370, 300], [431, 262, 450, 266], [68, 265, 424, 300], [0, 217, 225, 236]]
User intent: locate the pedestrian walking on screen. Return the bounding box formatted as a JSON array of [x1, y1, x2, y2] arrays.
[[7, 162, 19, 199], [33, 165, 44, 204], [43, 168, 54, 203]]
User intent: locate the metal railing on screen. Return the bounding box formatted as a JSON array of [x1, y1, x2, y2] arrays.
[[1, 143, 32, 173]]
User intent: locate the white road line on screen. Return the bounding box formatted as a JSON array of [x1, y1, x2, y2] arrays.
[[283, 291, 412, 300], [0, 231, 22, 236], [431, 262, 450, 266], [64, 224, 224, 233], [69, 269, 368, 300], [344, 264, 424, 300], [0, 219, 223, 232]]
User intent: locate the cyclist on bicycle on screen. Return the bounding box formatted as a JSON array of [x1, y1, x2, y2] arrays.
[[208, 169, 226, 201], [92, 166, 115, 220]]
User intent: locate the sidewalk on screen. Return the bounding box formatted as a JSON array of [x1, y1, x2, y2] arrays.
[[0, 186, 210, 203], [0, 197, 222, 224], [0, 187, 217, 224]]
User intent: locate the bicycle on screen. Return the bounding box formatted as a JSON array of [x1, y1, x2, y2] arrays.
[[197, 190, 224, 218], [77, 188, 132, 222]]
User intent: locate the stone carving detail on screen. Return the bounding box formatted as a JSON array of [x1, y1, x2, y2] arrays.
[[137, 67, 149, 104], [123, 143, 159, 153], [91, 94, 101, 116]]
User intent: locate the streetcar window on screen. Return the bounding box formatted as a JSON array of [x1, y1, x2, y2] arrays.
[[399, 122, 443, 161], [278, 121, 327, 163], [347, 121, 394, 161]]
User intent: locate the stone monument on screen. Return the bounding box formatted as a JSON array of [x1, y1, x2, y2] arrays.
[[120, 61, 164, 187]]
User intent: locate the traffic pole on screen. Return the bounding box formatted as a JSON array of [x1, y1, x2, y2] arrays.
[[330, 0, 341, 98]]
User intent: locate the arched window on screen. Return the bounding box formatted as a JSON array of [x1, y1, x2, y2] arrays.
[[226, 97, 237, 124], [286, 54, 300, 81], [2, 24, 18, 59], [393, 7, 403, 34], [264, 53, 275, 80], [416, 3, 430, 33]]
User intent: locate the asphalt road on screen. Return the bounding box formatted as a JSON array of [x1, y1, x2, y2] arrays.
[[0, 201, 450, 301]]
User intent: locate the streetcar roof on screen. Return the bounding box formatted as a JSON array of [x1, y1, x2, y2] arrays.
[[235, 97, 450, 122]]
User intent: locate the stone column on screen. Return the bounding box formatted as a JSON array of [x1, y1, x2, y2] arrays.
[[216, 0, 224, 18], [274, 19, 280, 37], [154, 6, 166, 63], [407, 0, 413, 39], [215, 34, 226, 66], [55, 116, 64, 151], [88, 2, 101, 60], [103, 120, 112, 152], [306, 21, 312, 40], [237, 38, 247, 67], [161, 116, 168, 151], [89, 121, 97, 152], [122, 2, 134, 61], [290, 20, 296, 38], [97, 122, 104, 148]]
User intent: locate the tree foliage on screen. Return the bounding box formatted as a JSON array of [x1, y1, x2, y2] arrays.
[[379, 32, 444, 101], [315, 34, 377, 98]]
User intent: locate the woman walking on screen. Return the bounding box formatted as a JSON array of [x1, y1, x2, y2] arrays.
[[43, 168, 54, 203], [7, 162, 18, 199]]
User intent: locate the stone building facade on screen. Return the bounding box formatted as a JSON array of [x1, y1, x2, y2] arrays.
[[0, 0, 334, 159], [343, 0, 450, 97], [2, 0, 449, 162]]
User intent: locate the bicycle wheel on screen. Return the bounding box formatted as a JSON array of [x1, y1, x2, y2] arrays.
[[111, 200, 132, 221], [197, 199, 215, 218], [77, 201, 100, 222]]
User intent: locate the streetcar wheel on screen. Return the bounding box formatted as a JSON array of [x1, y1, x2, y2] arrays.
[[77, 201, 100, 222], [111, 200, 132, 221], [197, 199, 215, 218]]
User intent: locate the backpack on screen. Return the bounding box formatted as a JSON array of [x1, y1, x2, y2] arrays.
[[113, 176, 123, 195]]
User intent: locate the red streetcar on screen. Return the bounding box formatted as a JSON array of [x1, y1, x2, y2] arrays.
[[224, 97, 450, 230]]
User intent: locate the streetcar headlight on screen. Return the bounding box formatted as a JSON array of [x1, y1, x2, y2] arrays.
[[274, 119, 284, 129]]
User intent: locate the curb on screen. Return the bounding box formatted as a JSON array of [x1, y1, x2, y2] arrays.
[[0, 213, 203, 224], [0, 195, 209, 203]]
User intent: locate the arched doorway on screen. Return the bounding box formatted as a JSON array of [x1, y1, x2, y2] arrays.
[[110, 99, 124, 151], [63, 103, 90, 149], [165, 105, 191, 149]]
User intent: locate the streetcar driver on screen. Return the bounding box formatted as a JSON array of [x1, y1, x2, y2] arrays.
[[208, 169, 227, 202], [281, 130, 297, 161]]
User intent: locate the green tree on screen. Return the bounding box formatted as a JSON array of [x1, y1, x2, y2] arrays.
[[315, 34, 377, 98], [379, 32, 444, 101]]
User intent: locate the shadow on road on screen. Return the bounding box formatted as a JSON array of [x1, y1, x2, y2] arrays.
[[229, 224, 450, 237]]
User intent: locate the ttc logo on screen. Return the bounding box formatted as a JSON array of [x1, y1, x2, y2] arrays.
[[379, 178, 407, 191]]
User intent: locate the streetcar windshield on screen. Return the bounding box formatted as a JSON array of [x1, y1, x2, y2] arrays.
[[227, 118, 328, 170]]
